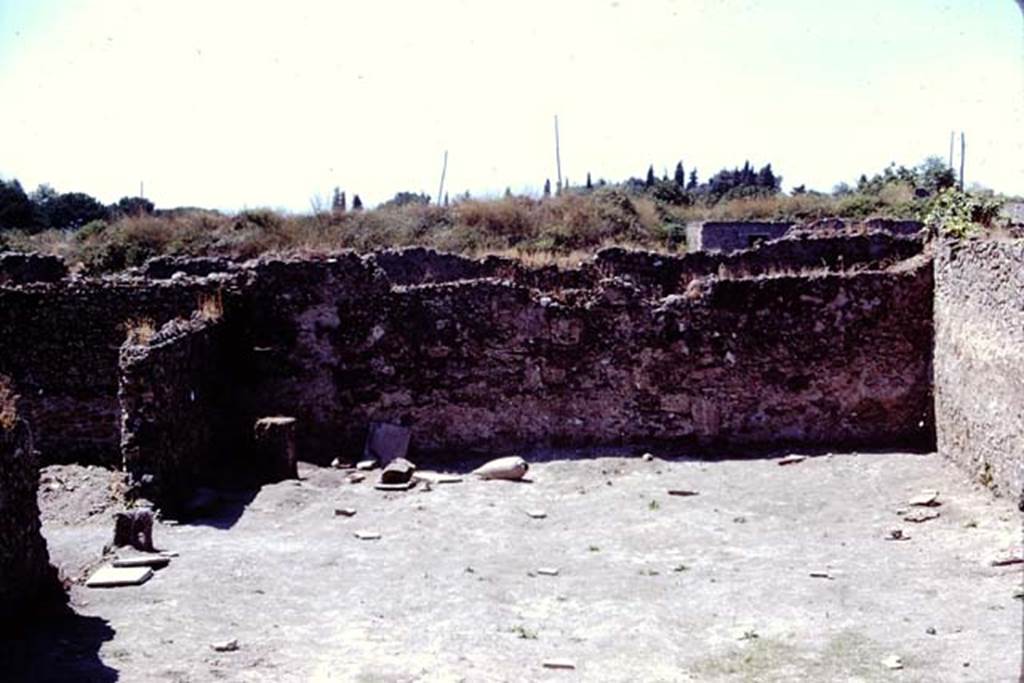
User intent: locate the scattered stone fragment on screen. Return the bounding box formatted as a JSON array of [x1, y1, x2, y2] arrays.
[[667, 489, 699, 497], [354, 531, 381, 540], [989, 556, 1024, 567], [211, 639, 239, 653], [903, 510, 940, 524], [536, 567, 560, 576], [347, 473, 366, 484], [809, 571, 833, 580], [777, 455, 807, 466], [330, 458, 352, 469], [334, 507, 357, 517], [886, 529, 910, 541], [363, 421, 411, 464], [355, 460, 377, 471], [881, 654, 904, 670], [85, 565, 154, 588], [472, 456, 529, 481], [380, 457, 416, 485], [542, 660, 576, 670], [113, 555, 170, 569], [526, 510, 548, 519], [909, 490, 941, 507], [419, 472, 463, 484], [374, 481, 415, 491], [926, 627, 937, 635], [641, 452, 655, 462]]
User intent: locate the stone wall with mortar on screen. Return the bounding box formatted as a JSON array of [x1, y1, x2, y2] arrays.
[[934, 239, 1024, 504], [234, 249, 934, 462], [0, 376, 61, 625], [0, 239, 935, 468], [0, 274, 242, 465], [119, 313, 231, 510]]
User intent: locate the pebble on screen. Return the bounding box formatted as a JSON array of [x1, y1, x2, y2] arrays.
[[211, 639, 239, 653], [881, 654, 903, 670], [536, 567, 560, 576], [526, 510, 548, 519], [334, 508, 357, 517], [542, 659, 576, 670], [354, 531, 381, 540]]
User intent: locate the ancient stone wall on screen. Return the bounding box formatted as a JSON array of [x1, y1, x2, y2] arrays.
[[0, 241, 935, 468], [0, 275, 241, 465], [685, 221, 794, 252], [0, 376, 61, 625], [934, 239, 1024, 504], [234, 251, 934, 462], [119, 313, 231, 510]]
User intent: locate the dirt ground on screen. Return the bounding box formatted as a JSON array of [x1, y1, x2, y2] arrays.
[[5, 450, 1023, 682]]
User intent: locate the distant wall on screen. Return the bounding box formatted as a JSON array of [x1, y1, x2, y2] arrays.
[[934, 239, 1024, 504], [119, 314, 230, 510], [685, 221, 793, 253], [0, 377, 60, 624]]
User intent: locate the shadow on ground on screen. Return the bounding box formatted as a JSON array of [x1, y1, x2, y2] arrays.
[[2, 606, 118, 683]]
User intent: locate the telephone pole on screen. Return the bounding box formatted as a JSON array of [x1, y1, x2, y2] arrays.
[[554, 115, 563, 196]]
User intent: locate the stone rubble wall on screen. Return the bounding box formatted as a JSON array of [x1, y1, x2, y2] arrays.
[[119, 313, 229, 511], [0, 276, 241, 465], [235, 251, 935, 461], [0, 376, 61, 624], [934, 239, 1024, 504], [0, 240, 935, 468]]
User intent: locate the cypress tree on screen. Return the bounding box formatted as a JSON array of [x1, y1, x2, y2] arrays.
[[352, 194, 363, 211], [674, 162, 685, 187], [645, 165, 656, 187]]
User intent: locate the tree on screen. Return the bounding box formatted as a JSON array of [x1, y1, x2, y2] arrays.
[[379, 191, 430, 209], [37, 191, 108, 230], [331, 187, 346, 212], [351, 194, 363, 211], [673, 161, 685, 187], [645, 165, 656, 188], [0, 179, 37, 231], [586, 172, 593, 190], [543, 179, 551, 197], [687, 169, 698, 191], [113, 196, 154, 217]]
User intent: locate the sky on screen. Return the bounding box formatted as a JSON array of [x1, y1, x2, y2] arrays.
[[0, 0, 1021, 211]]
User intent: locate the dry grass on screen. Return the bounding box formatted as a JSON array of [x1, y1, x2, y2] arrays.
[[0, 375, 17, 430], [124, 318, 157, 345], [197, 291, 224, 321], [6, 189, 924, 274]]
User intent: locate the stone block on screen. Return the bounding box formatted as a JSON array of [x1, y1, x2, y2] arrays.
[[254, 416, 298, 482]]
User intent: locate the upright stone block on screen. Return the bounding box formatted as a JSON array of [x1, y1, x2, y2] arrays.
[[254, 416, 298, 482]]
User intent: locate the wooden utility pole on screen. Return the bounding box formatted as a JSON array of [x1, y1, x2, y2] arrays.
[[554, 115, 563, 196], [948, 131, 955, 170], [959, 132, 966, 191], [437, 150, 448, 207], [140, 181, 144, 199]]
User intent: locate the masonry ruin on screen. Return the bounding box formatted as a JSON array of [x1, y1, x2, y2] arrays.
[[0, 224, 1021, 633]]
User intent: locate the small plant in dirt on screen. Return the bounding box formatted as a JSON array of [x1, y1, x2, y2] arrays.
[[672, 563, 689, 572], [588, 545, 600, 552], [648, 499, 660, 511]]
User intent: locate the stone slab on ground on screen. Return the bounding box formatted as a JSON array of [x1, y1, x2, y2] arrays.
[[85, 565, 153, 588], [13, 450, 1024, 682]]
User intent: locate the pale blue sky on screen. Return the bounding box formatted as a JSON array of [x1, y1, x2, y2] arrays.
[[0, 0, 1020, 210]]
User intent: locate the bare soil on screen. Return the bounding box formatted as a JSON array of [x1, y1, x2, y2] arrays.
[[6, 450, 1023, 682]]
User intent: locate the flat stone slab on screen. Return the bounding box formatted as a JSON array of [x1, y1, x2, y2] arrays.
[[85, 565, 154, 588], [113, 555, 170, 569]]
